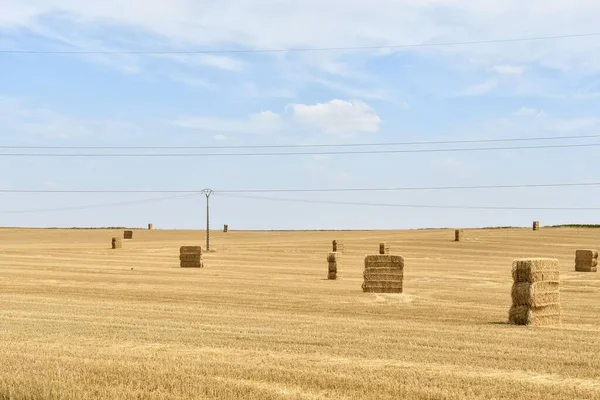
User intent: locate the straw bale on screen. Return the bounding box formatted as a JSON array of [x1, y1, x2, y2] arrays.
[[327, 252, 340, 279], [328, 272, 337, 280], [111, 237, 122, 249], [180, 246, 202, 254], [180, 254, 202, 261], [180, 261, 204, 268], [332, 240, 345, 253], [512, 258, 559, 283], [123, 230, 133, 239], [508, 304, 561, 326], [327, 252, 340, 263], [223, 224, 228, 232], [511, 282, 560, 307], [365, 255, 404, 269], [379, 243, 390, 255], [455, 229, 462, 242], [575, 250, 598, 272], [361, 281, 403, 293], [148, 223, 153, 230], [533, 221, 540, 231]]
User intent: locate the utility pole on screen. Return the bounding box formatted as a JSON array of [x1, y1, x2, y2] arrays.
[[201, 189, 214, 251]]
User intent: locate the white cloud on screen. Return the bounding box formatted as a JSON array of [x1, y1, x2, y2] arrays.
[[460, 79, 498, 97], [3, 1, 600, 74], [490, 65, 526, 75], [289, 99, 381, 136], [513, 107, 546, 117]]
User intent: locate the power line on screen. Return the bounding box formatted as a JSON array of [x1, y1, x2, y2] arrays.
[[216, 193, 600, 211], [1, 142, 600, 157], [0, 193, 204, 214], [2, 134, 599, 150], [1, 182, 599, 194], [2, 33, 600, 55]]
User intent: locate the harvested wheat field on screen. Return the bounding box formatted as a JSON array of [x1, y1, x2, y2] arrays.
[[1, 227, 600, 399]]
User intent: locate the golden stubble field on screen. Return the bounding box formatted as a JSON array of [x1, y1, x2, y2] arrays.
[[1, 227, 599, 399]]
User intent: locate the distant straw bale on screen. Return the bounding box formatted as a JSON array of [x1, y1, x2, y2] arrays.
[[123, 230, 133, 239], [223, 224, 228, 233], [362, 255, 404, 293], [533, 221, 540, 231], [509, 258, 560, 326], [111, 237, 122, 249], [455, 229, 462, 242], [575, 249, 598, 272], [148, 223, 153, 230], [327, 252, 340, 280], [379, 243, 390, 255], [332, 240, 344, 253]]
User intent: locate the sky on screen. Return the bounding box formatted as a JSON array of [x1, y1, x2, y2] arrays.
[[1, 0, 600, 230]]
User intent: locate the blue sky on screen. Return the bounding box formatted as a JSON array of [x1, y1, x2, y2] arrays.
[[1, 1, 600, 229]]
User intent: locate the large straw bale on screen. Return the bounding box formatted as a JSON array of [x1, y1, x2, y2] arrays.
[[180, 261, 204, 268], [327, 252, 340, 280], [575, 249, 598, 272], [148, 223, 153, 230], [123, 230, 133, 239], [362, 255, 404, 293], [511, 282, 560, 307], [180, 246, 202, 254], [512, 258, 559, 283], [223, 224, 228, 232], [532, 221, 540, 231], [508, 304, 561, 326]]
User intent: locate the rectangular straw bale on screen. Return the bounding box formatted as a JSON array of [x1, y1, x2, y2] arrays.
[[123, 230, 133, 239], [180, 261, 204, 268], [455, 229, 462, 242], [512, 258, 559, 283], [148, 223, 153, 230], [180, 246, 202, 254], [180, 254, 203, 261], [508, 304, 561, 326], [379, 243, 390, 255], [575, 250, 598, 272], [332, 240, 344, 253], [533, 221, 540, 231], [511, 282, 560, 307], [223, 224, 228, 232], [327, 252, 340, 279], [363, 255, 404, 293], [111, 237, 122, 249]]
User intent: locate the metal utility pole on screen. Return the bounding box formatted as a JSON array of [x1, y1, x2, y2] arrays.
[[201, 189, 214, 251]]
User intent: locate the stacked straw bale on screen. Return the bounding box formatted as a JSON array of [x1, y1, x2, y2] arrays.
[[533, 221, 540, 231], [223, 224, 228, 233], [575, 249, 598, 272], [332, 240, 345, 253], [148, 223, 153, 230], [180, 246, 204, 268], [379, 242, 390, 254], [455, 229, 463, 242], [111, 237, 122, 249], [509, 258, 560, 326], [123, 230, 133, 239], [362, 255, 404, 293], [327, 252, 340, 280]]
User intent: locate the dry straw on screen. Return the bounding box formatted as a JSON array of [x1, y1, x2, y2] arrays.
[[180, 246, 204, 268], [111, 237, 122, 249], [123, 230, 133, 239], [379, 242, 390, 255], [455, 229, 462, 242], [508, 258, 560, 326], [533, 221, 540, 231], [327, 252, 340, 280], [148, 223, 153, 230], [223, 224, 228, 233], [575, 249, 598, 272], [332, 240, 344, 253], [362, 255, 404, 293]]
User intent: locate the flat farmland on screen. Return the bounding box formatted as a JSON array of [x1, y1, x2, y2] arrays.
[[1, 228, 599, 399]]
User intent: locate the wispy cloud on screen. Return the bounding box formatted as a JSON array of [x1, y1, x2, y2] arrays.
[[459, 79, 498, 97], [490, 65, 526, 75]]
